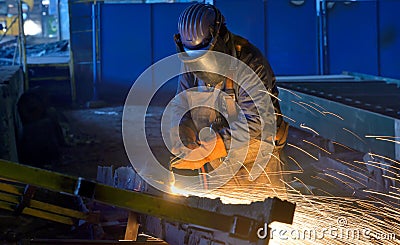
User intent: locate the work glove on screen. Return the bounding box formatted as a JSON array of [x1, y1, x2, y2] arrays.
[[170, 124, 199, 157], [171, 133, 227, 170]]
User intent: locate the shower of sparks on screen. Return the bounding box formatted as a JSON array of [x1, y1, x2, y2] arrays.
[[287, 143, 319, 161], [346, 167, 382, 187], [363, 190, 400, 201], [300, 123, 320, 135], [274, 113, 296, 123], [238, 161, 254, 181], [294, 177, 314, 194], [311, 175, 337, 188], [168, 145, 400, 245], [332, 170, 368, 188], [368, 152, 400, 166], [322, 111, 344, 120], [303, 140, 332, 154], [259, 89, 282, 102], [175, 168, 400, 244], [199, 172, 211, 177], [332, 141, 356, 152], [315, 188, 335, 197], [365, 135, 400, 139], [383, 174, 400, 183], [355, 160, 400, 178], [390, 186, 400, 192], [165, 91, 400, 245], [375, 138, 400, 145], [388, 191, 400, 199], [367, 160, 400, 173], [342, 127, 368, 145], [279, 87, 303, 99], [324, 172, 356, 191], [269, 152, 286, 166], [288, 156, 304, 172], [291, 101, 317, 116], [335, 158, 367, 173], [309, 101, 327, 111], [298, 101, 325, 115]]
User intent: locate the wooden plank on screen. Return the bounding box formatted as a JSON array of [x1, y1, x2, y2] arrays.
[[124, 211, 139, 241]]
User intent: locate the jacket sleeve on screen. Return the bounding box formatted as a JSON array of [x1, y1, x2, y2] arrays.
[[218, 74, 272, 150], [218, 36, 282, 150]]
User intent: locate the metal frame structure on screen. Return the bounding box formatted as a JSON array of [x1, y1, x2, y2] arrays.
[[0, 159, 295, 244], [278, 73, 400, 161]]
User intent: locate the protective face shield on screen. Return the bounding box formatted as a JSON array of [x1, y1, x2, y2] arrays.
[[176, 47, 229, 84], [174, 3, 230, 85]]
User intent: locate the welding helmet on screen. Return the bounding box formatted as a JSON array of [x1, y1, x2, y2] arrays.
[[175, 3, 230, 85]]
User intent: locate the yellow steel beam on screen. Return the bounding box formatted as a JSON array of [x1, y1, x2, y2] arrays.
[[0, 191, 88, 220], [0, 200, 74, 225], [0, 159, 264, 239], [30, 200, 88, 220], [0, 182, 24, 195]]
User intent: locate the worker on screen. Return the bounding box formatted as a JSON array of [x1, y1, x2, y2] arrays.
[[169, 3, 289, 198]]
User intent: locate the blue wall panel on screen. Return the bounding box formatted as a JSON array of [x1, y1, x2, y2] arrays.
[[327, 2, 378, 75], [379, 0, 400, 79], [266, 1, 317, 75], [151, 3, 192, 105], [152, 3, 191, 63], [216, 0, 265, 54], [99, 3, 191, 103], [93, 1, 400, 104], [100, 4, 151, 86]]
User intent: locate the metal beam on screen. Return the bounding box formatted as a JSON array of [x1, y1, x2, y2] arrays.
[[279, 88, 400, 160], [343, 71, 400, 87], [0, 200, 75, 225], [0, 159, 294, 241], [0, 189, 88, 221]]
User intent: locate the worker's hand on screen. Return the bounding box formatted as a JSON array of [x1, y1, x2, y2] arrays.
[[169, 123, 199, 157], [170, 141, 199, 156], [171, 133, 227, 170], [180, 124, 197, 147]]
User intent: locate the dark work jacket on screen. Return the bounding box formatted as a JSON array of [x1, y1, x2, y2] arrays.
[[174, 33, 284, 149]]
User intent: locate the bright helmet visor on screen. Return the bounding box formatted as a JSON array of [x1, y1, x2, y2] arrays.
[[181, 47, 221, 75], [182, 47, 209, 60], [175, 33, 230, 83]]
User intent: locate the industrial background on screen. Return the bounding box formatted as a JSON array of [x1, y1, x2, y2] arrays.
[[0, 0, 399, 244]]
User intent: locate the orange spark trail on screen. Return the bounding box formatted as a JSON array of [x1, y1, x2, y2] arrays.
[[287, 143, 319, 161], [303, 140, 332, 154], [300, 123, 320, 135]]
